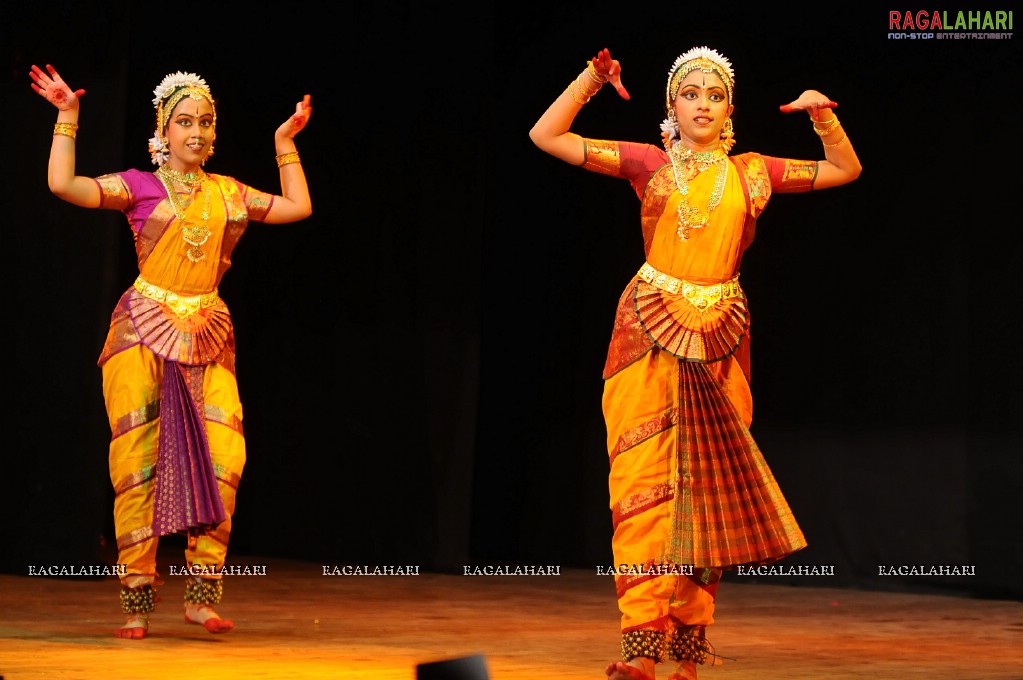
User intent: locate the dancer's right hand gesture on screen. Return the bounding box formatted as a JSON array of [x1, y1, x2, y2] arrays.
[[31, 63, 97, 207], [29, 64, 85, 111], [590, 48, 630, 101]]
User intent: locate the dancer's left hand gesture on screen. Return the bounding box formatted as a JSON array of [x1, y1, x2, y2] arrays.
[[276, 94, 313, 139], [779, 90, 837, 120]]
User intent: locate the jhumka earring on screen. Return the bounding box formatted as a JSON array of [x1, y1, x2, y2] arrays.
[[719, 118, 735, 153]]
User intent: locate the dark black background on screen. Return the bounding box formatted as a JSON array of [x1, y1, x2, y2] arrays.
[[3, 3, 1020, 600]]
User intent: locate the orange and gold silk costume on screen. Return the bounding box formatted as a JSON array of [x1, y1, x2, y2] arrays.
[[93, 168, 273, 586], [583, 139, 815, 635]]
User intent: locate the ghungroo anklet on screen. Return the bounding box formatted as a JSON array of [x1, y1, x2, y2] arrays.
[[669, 626, 712, 665], [621, 629, 667, 662], [119, 584, 156, 614], [183, 577, 223, 606]]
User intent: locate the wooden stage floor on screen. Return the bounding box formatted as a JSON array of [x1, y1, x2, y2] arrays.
[[0, 553, 1020, 680]]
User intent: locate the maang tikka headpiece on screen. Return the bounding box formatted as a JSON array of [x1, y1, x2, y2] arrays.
[[659, 46, 736, 152], [148, 71, 217, 166]]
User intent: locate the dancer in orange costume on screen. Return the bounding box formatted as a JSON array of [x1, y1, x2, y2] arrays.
[[530, 46, 861, 679], [30, 63, 312, 639]]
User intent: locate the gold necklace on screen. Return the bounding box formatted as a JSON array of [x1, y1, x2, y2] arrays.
[[157, 165, 204, 188], [668, 144, 728, 240], [156, 165, 211, 262]]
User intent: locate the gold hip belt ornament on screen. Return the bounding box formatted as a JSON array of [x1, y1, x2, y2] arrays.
[[133, 276, 220, 319], [637, 263, 741, 312]]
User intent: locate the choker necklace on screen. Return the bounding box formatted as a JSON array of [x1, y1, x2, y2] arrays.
[[156, 165, 211, 262], [668, 144, 728, 240], [157, 164, 205, 188]]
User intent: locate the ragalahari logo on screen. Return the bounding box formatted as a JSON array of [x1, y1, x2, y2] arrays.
[[888, 9, 1013, 39]]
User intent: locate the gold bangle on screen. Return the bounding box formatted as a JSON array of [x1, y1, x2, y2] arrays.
[[53, 122, 79, 139], [586, 61, 608, 84], [566, 81, 589, 106], [812, 117, 840, 136], [575, 73, 601, 98], [275, 151, 300, 168], [822, 133, 848, 148]]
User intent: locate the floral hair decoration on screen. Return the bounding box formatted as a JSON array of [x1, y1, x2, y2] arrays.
[[148, 71, 216, 166]]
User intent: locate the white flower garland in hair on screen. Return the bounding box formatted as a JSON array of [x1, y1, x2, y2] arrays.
[[148, 134, 168, 166], [152, 71, 209, 106], [667, 46, 734, 85], [660, 117, 679, 150]]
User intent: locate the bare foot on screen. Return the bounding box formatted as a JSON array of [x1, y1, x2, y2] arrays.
[[605, 660, 655, 680], [114, 614, 149, 639], [184, 604, 234, 634]]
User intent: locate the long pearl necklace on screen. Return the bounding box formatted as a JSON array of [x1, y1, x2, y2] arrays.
[[668, 143, 728, 241], [157, 165, 211, 263]]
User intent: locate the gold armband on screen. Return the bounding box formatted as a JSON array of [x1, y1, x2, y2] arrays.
[[276, 151, 301, 168], [53, 122, 79, 139]]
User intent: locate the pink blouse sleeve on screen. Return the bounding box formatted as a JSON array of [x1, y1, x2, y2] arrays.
[[225, 178, 275, 222], [94, 169, 167, 234], [93, 173, 133, 211]]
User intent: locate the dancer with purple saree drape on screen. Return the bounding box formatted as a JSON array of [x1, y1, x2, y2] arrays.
[[30, 63, 313, 639]]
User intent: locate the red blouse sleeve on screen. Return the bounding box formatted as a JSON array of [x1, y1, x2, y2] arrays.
[[582, 139, 669, 200], [762, 155, 817, 193]]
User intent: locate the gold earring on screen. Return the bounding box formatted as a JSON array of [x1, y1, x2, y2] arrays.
[[719, 118, 735, 153]]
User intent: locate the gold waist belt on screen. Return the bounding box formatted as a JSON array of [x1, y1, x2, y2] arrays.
[[133, 276, 220, 318], [637, 263, 742, 311]]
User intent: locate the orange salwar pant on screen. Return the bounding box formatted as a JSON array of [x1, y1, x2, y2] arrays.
[[603, 346, 753, 633], [102, 345, 245, 588]]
